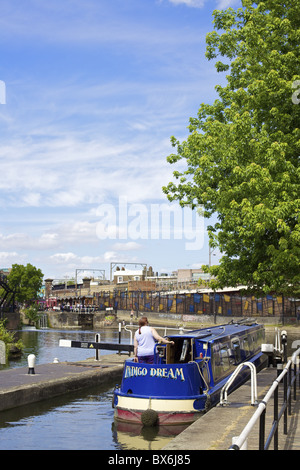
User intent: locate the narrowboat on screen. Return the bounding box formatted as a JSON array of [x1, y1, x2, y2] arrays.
[[113, 321, 267, 426]]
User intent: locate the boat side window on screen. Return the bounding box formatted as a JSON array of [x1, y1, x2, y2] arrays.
[[253, 330, 263, 351], [242, 336, 251, 355], [212, 342, 232, 382], [231, 339, 241, 364], [219, 346, 230, 371]]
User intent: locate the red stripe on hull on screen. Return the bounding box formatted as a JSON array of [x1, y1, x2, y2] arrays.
[[115, 407, 198, 426]]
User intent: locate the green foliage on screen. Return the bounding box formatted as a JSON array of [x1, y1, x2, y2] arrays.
[[0, 320, 15, 344], [163, 0, 300, 296], [0, 320, 23, 359], [24, 304, 42, 326], [7, 263, 44, 304]]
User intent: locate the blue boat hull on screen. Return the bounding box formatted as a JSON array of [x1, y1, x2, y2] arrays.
[[113, 322, 268, 425], [113, 351, 267, 425]]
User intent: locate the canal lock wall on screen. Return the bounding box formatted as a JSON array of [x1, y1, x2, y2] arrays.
[[21, 310, 109, 330], [20, 308, 300, 331]]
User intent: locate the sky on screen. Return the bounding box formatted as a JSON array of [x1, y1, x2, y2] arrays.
[[0, 0, 241, 283]]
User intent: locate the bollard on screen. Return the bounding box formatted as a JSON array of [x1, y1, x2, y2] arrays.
[[281, 330, 288, 363], [95, 333, 100, 361], [0, 340, 6, 365], [28, 354, 36, 374], [118, 322, 122, 349]]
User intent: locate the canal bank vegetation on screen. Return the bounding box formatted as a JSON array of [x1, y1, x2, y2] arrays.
[[0, 320, 23, 360], [5, 263, 45, 330], [23, 304, 46, 328]]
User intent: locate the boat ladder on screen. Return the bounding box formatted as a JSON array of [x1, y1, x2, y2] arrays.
[[219, 362, 258, 406]]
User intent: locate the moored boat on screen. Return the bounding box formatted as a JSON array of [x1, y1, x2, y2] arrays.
[[113, 320, 267, 426]]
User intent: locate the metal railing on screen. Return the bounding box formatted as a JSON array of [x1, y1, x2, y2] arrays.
[[220, 362, 258, 407], [229, 347, 300, 450], [123, 324, 192, 345]]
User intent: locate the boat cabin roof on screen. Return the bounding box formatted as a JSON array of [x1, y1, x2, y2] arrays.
[[169, 321, 263, 344]]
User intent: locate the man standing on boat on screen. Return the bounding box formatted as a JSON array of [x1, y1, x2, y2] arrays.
[[134, 316, 174, 364]]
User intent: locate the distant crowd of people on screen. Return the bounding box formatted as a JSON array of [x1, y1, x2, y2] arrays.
[[44, 303, 97, 312]]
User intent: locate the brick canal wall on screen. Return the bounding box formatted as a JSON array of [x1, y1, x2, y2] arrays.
[[5, 311, 21, 330]]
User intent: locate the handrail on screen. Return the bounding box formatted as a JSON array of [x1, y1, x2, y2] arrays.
[[229, 347, 300, 450], [124, 325, 133, 344], [123, 324, 192, 345], [220, 362, 257, 406]]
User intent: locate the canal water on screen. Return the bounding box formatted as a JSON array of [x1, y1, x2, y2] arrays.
[[0, 326, 299, 450]]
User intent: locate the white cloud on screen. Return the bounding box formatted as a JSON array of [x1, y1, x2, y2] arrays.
[[49, 250, 136, 267], [216, 0, 240, 8], [0, 251, 27, 264], [103, 251, 119, 262], [0, 6, 219, 212], [167, 0, 240, 8], [0, 232, 59, 251], [111, 242, 142, 252], [167, 0, 205, 6], [0, 0, 219, 279], [0, 125, 176, 208], [0, 221, 99, 253], [50, 252, 78, 264]]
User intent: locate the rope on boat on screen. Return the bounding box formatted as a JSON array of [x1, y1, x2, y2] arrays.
[[189, 357, 212, 412]]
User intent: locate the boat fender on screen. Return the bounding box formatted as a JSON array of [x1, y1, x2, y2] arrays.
[[141, 409, 158, 427]]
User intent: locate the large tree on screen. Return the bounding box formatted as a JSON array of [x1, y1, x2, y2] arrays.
[[163, 0, 300, 296], [8, 264, 44, 304]]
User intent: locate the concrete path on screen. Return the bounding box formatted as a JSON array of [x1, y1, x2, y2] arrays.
[[0, 354, 126, 412], [164, 367, 300, 451]]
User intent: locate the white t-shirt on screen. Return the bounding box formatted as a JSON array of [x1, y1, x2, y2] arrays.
[[135, 325, 156, 357]]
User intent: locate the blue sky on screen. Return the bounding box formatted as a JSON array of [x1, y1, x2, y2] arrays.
[[0, 0, 240, 282]]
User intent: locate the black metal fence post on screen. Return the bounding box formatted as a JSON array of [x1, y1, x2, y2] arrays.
[[294, 360, 297, 400], [259, 408, 266, 450], [288, 367, 292, 415], [233, 348, 300, 451], [274, 386, 279, 450], [284, 372, 288, 435]]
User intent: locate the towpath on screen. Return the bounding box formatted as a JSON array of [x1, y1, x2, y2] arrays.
[[164, 367, 300, 451], [0, 354, 125, 412]]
